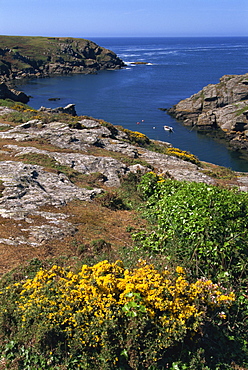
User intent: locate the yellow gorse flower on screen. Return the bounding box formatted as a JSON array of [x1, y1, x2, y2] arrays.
[[166, 147, 200, 164], [16, 260, 234, 349]]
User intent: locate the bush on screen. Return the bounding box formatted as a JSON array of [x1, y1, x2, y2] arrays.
[[135, 173, 248, 281], [122, 128, 150, 146], [0, 260, 235, 369], [133, 173, 248, 369], [165, 147, 200, 165]]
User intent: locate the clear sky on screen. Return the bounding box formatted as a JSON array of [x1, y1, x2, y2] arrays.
[[1, 0, 248, 38]]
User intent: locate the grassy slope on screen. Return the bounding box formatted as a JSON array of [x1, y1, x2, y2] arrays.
[[0, 100, 241, 276], [0, 35, 119, 74]]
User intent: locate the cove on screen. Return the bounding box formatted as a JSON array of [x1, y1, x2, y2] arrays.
[[16, 37, 248, 172]]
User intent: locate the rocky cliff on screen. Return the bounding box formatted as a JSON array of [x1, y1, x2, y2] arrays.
[[0, 82, 30, 103], [0, 35, 125, 83], [1, 101, 248, 274], [167, 73, 248, 151]]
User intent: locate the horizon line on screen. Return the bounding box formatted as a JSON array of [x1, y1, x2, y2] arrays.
[[1, 34, 248, 39]]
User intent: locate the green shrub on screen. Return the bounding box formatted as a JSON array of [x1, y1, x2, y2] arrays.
[[135, 173, 248, 282], [122, 128, 150, 146], [0, 260, 236, 369], [132, 173, 248, 368], [165, 147, 201, 165]]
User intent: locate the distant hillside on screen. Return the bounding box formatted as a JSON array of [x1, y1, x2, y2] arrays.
[[0, 35, 125, 82]]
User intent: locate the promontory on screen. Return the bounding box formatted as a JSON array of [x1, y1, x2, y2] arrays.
[[0, 35, 125, 82], [167, 73, 248, 151]]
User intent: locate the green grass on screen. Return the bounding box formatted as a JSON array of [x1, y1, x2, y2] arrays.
[[236, 105, 248, 116], [0, 35, 113, 74]]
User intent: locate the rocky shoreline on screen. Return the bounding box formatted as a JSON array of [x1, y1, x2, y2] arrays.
[[0, 35, 125, 103], [0, 98, 248, 274], [0, 108, 247, 249], [0, 37, 248, 277], [0, 36, 125, 81], [167, 73, 248, 152]]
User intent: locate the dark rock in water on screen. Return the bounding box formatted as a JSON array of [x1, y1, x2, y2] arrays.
[[130, 62, 150, 65], [48, 97, 61, 101], [0, 82, 29, 103]]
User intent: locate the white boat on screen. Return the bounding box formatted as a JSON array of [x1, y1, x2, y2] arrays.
[[164, 125, 173, 132]]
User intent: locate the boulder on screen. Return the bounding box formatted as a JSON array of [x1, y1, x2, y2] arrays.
[[38, 103, 77, 116]]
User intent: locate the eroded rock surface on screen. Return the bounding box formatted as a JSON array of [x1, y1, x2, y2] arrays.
[[167, 73, 248, 150], [5, 144, 129, 187], [0, 113, 248, 251], [0, 160, 102, 246]]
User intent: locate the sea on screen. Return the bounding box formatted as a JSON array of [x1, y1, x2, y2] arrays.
[[16, 37, 248, 172]]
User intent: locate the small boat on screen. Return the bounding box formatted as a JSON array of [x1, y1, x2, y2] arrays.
[[164, 125, 173, 132]]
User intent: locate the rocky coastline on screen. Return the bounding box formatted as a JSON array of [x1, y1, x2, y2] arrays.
[[167, 73, 248, 152], [0, 35, 125, 103], [1, 101, 248, 274], [1, 37, 248, 273]]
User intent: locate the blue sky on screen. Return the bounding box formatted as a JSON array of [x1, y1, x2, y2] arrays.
[[1, 0, 248, 38]]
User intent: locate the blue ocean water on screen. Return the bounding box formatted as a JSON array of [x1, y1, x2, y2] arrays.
[[16, 37, 248, 171]]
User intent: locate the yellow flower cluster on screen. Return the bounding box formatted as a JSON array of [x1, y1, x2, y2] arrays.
[[166, 147, 200, 165], [23, 108, 37, 113], [123, 129, 150, 144], [12, 103, 26, 112], [17, 260, 234, 349]]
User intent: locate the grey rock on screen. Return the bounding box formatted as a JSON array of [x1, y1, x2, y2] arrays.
[[0, 106, 16, 115], [0, 119, 139, 157], [22, 222, 78, 246], [0, 117, 215, 186], [167, 73, 248, 150], [79, 118, 102, 128], [38, 103, 77, 116], [0, 161, 102, 217], [6, 144, 129, 187], [237, 175, 248, 192], [139, 149, 214, 184], [0, 160, 102, 246]]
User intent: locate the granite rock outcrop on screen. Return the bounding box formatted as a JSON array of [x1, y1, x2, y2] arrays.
[[0, 105, 248, 273], [0, 113, 218, 250], [167, 73, 248, 150]]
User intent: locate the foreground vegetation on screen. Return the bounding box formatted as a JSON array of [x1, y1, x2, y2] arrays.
[[0, 99, 247, 369], [0, 173, 247, 369]]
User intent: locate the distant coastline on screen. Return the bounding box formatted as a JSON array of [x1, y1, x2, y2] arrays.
[[3, 36, 248, 171], [0, 35, 125, 84]]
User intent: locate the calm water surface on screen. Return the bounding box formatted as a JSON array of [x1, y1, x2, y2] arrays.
[[17, 37, 248, 172]]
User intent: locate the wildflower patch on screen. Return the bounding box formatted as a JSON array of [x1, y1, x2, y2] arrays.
[[0, 260, 234, 369]]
